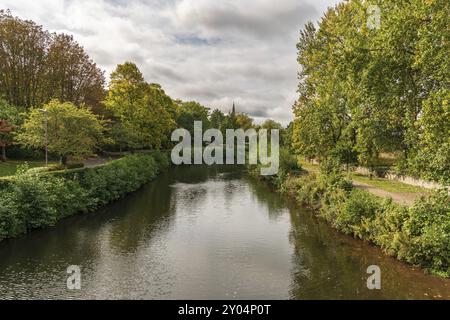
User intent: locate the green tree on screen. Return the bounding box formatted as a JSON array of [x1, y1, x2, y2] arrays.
[[0, 99, 23, 161], [410, 90, 450, 184], [292, 0, 449, 182], [261, 119, 282, 131], [176, 101, 211, 134], [210, 109, 226, 129], [16, 100, 106, 164], [235, 113, 254, 130], [0, 10, 48, 108], [0, 10, 105, 110], [104, 62, 175, 150], [45, 34, 106, 112]]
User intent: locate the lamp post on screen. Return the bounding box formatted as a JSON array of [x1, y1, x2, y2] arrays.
[[38, 109, 48, 167]]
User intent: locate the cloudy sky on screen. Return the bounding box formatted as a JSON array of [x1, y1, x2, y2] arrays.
[[2, 0, 341, 124]]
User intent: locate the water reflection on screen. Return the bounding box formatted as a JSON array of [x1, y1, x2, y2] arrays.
[[0, 165, 448, 299]]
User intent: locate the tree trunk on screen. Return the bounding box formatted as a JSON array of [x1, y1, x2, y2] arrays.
[[60, 156, 68, 166], [1, 145, 6, 162]]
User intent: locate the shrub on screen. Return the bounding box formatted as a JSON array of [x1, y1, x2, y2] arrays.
[[334, 189, 380, 238], [279, 148, 301, 173], [247, 147, 302, 189], [319, 187, 347, 224], [401, 190, 450, 277], [273, 162, 449, 277], [369, 200, 409, 257], [296, 174, 324, 208], [0, 153, 168, 241]]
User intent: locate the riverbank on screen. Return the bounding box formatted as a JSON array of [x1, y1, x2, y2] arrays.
[[249, 162, 449, 279], [2, 164, 448, 299], [0, 152, 169, 242]]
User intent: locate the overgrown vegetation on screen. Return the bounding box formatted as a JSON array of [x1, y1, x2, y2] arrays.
[[283, 1, 449, 277], [279, 162, 449, 278], [248, 147, 302, 189], [0, 153, 169, 241]]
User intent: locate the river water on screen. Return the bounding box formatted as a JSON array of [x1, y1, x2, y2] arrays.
[[0, 166, 448, 299]]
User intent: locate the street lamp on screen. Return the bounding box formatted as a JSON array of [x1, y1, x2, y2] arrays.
[[38, 109, 48, 167]]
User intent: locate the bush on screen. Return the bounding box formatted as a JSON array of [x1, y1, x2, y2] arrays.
[[401, 190, 450, 277], [296, 174, 324, 208], [0, 153, 168, 241], [275, 163, 449, 277], [369, 200, 409, 257], [247, 147, 302, 190], [279, 148, 301, 173], [334, 189, 380, 237]]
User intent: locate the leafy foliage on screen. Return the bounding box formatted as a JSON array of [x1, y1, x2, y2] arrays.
[[16, 100, 107, 164], [283, 171, 449, 277], [0, 154, 169, 241], [0, 10, 105, 109], [292, 0, 449, 183], [104, 62, 175, 150], [0, 99, 24, 161]]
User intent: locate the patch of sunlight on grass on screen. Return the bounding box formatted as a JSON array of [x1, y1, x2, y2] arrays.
[[350, 173, 429, 194], [298, 159, 319, 172], [0, 160, 55, 177]]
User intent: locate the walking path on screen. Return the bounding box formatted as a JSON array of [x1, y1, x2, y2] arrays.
[[302, 166, 426, 206], [351, 180, 423, 206], [83, 157, 109, 168]]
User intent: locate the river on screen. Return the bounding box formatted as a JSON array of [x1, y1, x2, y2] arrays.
[[0, 165, 448, 299]]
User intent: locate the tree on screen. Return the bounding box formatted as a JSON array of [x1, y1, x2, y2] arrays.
[[0, 10, 49, 108], [104, 62, 175, 150], [261, 119, 282, 131], [0, 99, 23, 161], [176, 101, 211, 134], [45, 34, 106, 112], [0, 120, 14, 162], [0, 10, 105, 110], [292, 0, 449, 181], [16, 100, 106, 164], [235, 113, 254, 130], [210, 109, 226, 129], [281, 122, 294, 151], [410, 89, 450, 184]]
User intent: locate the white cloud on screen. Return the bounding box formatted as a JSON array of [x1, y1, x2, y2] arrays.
[[1, 0, 341, 125]]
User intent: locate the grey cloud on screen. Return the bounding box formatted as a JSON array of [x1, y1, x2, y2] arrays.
[[174, 0, 318, 41], [150, 64, 187, 83], [1, 0, 341, 125]]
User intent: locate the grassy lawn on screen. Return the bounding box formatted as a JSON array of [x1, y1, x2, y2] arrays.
[[0, 160, 56, 177], [298, 158, 428, 194], [298, 159, 319, 172], [350, 173, 429, 194]]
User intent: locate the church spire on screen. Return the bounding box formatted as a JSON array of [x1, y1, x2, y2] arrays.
[[231, 102, 236, 115]]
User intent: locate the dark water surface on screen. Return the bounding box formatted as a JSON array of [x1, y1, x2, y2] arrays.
[[0, 166, 448, 299]]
